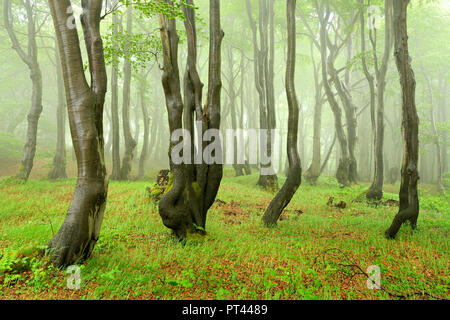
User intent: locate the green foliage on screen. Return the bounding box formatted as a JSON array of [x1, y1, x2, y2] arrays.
[[191, 181, 201, 198], [104, 27, 161, 71], [164, 173, 174, 194], [123, 0, 190, 20], [0, 175, 448, 299], [443, 172, 450, 190], [146, 183, 164, 201]]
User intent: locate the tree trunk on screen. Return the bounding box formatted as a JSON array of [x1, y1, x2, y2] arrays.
[[148, 108, 159, 160], [6, 106, 27, 135], [4, 0, 43, 181], [48, 41, 67, 179], [138, 74, 150, 179], [439, 76, 448, 174], [47, 0, 108, 267], [261, 0, 277, 187], [239, 51, 252, 175], [386, 0, 420, 239], [226, 47, 244, 176], [262, 0, 301, 226], [320, 134, 337, 175], [104, 106, 112, 157], [120, 5, 137, 180], [360, 0, 376, 184], [110, 11, 121, 180], [316, 4, 350, 186], [327, 39, 358, 185], [304, 43, 322, 184], [157, 0, 223, 238], [133, 92, 140, 161], [365, 0, 394, 200], [423, 72, 444, 192], [246, 0, 277, 190]]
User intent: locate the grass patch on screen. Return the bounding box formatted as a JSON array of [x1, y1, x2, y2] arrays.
[[0, 171, 448, 300]]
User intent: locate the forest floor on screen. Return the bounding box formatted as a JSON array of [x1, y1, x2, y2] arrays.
[[0, 166, 448, 300]]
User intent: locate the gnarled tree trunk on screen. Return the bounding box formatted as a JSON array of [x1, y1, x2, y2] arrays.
[[157, 0, 223, 238], [262, 0, 301, 226], [385, 0, 419, 239], [47, 0, 108, 267]]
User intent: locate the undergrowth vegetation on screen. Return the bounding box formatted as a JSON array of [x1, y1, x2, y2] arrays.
[[0, 169, 448, 300]]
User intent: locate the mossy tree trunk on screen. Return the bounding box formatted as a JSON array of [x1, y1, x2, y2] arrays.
[[157, 0, 223, 238]]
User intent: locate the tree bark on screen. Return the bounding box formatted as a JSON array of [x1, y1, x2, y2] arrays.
[[225, 47, 244, 176], [138, 73, 150, 179], [304, 42, 323, 184], [120, 5, 137, 180], [239, 50, 252, 175], [6, 106, 27, 135], [316, 3, 350, 186], [47, 0, 108, 267], [327, 35, 358, 185], [110, 11, 121, 180], [3, 0, 43, 181], [422, 71, 444, 192], [262, 0, 301, 226], [104, 106, 112, 157], [365, 0, 394, 200], [246, 0, 277, 190], [157, 0, 223, 238], [48, 41, 67, 180], [386, 0, 420, 239], [148, 106, 160, 160], [439, 75, 448, 174]]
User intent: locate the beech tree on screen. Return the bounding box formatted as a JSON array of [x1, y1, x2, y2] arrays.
[[157, 0, 223, 238], [46, 0, 108, 267], [262, 0, 301, 226], [120, 5, 137, 180], [385, 0, 420, 239], [138, 67, 151, 179], [110, 8, 121, 180], [245, 0, 278, 190], [361, 0, 394, 200], [3, 0, 43, 180]]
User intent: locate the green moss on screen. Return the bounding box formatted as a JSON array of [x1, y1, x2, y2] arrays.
[[163, 173, 174, 195], [191, 181, 201, 198]]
